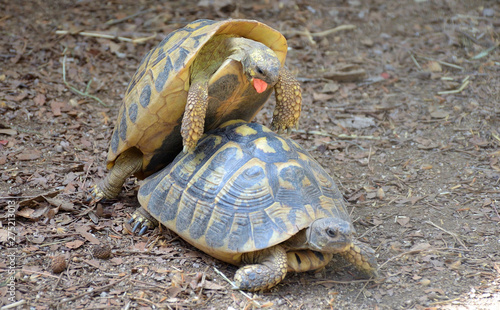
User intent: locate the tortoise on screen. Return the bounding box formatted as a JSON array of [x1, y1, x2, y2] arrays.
[[132, 120, 378, 291], [89, 19, 302, 202]]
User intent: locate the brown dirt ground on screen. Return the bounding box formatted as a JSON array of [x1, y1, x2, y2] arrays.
[[1, 0, 499, 309]]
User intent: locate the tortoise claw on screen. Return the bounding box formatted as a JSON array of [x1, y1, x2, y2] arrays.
[[127, 208, 159, 235], [138, 225, 148, 236], [132, 221, 142, 233], [86, 184, 105, 204]]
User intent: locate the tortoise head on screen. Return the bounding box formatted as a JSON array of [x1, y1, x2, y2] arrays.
[[241, 47, 281, 94], [306, 217, 353, 253]]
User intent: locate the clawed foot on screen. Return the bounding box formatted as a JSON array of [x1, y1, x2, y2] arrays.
[[341, 241, 379, 278], [127, 209, 159, 236], [86, 184, 106, 204]]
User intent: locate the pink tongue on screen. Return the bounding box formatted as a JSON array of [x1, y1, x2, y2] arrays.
[[253, 78, 268, 93]]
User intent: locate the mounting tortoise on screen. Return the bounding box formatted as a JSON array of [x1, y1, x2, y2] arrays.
[[89, 19, 302, 202], [132, 120, 378, 291]]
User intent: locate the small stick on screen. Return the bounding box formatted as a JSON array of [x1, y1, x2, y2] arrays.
[[425, 221, 468, 249], [437, 76, 470, 95], [491, 202, 500, 220], [213, 267, 262, 308], [471, 44, 499, 60], [284, 24, 356, 37], [292, 129, 380, 140], [354, 280, 372, 302], [6, 268, 60, 279], [129, 296, 160, 308], [416, 55, 464, 70], [56, 30, 157, 44], [57, 278, 127, 305], [0, 300, 26, 310], [315, 279, 373, 285], [105, 9, 154, 26], [377, 247, 470, 271], [410, 53, 422, 70], [62, 55, 108, 107]]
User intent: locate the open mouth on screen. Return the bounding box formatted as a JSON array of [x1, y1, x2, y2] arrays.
[[252, 78, 268, 93]]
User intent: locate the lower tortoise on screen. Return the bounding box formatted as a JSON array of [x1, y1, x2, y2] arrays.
[[132, 120, 378, 291], [90, 19, 301, 203]]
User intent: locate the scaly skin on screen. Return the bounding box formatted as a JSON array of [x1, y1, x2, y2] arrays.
[[234, 246, 288, 291], [271, 67, 302, 134], [181, 79, 209, 153], [340, 241, 379, 277], [89, 148, 143, 203]]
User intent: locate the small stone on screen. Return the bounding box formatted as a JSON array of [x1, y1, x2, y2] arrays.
[[51, 256, 67, 274], [482, 8, 495, 17], [420, 278, 431, 286]]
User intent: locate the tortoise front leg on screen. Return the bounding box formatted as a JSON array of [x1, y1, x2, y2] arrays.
[[234, 246, 288, 291], [89, 148, 143, 203], [271, 67, 302, 134], [181, 79, 209, 153], [339, 241, 379, 277]]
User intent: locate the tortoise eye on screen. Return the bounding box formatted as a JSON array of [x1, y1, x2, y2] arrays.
[[256, 66, 264, 75], [326, 228, 337, 238]]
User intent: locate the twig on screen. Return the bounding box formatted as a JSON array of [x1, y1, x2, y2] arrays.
[[416, 55, 464, 70], [61, 54, 108, 106], [57, 277, 127, 305], [213, 267, 262, 308], [284, 24, 357, 37], [105, 9, 154, 26], [410, 53, 422, 70], [315, 279, 373, 285], [0, 300, 26, 310], [2, 268, 60, 279], [429, 298, 462, 305], [490, 202, 500, 221], [471, 44, 499, 60], [292, 129, 381, 140], [354, 280, 372, 302], [377, 247, 470, 271], [425, 221, 468, 249], [56, 30, 157, 44], [129, 296, 160, 308], [437, 76, 470, 95]]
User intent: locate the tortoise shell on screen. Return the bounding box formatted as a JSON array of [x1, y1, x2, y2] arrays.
[[108, 19, 288, 179], [138, 120, 351, 265]]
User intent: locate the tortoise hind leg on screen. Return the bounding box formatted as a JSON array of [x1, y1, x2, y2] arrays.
[[89, 148, 143, 203], [340, 241, 379, 278], [270, 67, 302, 134], [234, 246, 288, 291], [181, 79, 209, 153]]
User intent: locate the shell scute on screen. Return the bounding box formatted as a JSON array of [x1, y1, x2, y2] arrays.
[[108, 19, 288, 178], [138, 121, 351, 264]]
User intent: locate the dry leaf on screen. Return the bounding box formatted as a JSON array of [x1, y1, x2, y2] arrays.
[[44, 196, 76, 212], [396, 216, 410, 226], [50, 101, 66, 116], [66, 239, 85, 249], [34, 93, 46, 105], [16, 150, 41, 161]]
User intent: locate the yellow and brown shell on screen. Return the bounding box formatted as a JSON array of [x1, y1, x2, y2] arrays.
[[137, 121, 351, 265], [108, 19, 288, 179]]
